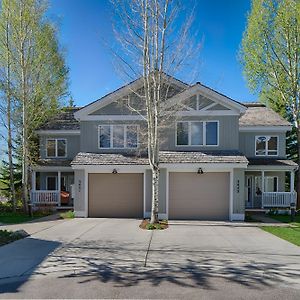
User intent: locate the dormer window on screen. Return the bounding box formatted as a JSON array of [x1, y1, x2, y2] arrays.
[[98, 125, 138, 149], [255, 136, 278, 156], [46, 139, 67, 158]]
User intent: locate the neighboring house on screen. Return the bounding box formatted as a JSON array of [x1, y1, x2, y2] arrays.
[[31, 75, 298, 221]]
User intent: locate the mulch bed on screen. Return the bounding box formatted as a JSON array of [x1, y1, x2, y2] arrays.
[[139, 219, 168, 230]]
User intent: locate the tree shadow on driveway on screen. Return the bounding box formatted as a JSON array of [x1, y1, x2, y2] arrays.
[[31, 239, 300, 291]]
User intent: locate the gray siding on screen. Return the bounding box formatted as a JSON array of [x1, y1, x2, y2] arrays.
[[233, 168, 245, 214], [80, 116, 240, 153], [239, 132, 286, 158], [74, 170, 85, 213], [40, 135, 80, 160], [80, 120, 147, 153], [37, 172, 74, 192], [145, 168, 167, 215]]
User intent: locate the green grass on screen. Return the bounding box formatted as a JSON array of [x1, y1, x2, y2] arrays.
[[0, 211, 50, 224], [59, 210, 75, 219], [0, 229, 23, 246], [261, 214, 300, 246], [261, 226, 300, 246]]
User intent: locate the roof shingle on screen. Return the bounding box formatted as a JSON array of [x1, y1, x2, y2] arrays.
[[239, 104, 291, 127], [71, 151, 248, 166], [38, 107, 81, 131]]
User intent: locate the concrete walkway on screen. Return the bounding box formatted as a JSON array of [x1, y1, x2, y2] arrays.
[[0, 218, 299, 299]]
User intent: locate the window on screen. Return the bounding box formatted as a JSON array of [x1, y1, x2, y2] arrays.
[[46, 139, 67, 158], [98, 125, 138, 149], [176, 121, 218, 146], [46, 176, 57, 190], [254, 176, 278, 193], [255, 136, 278, 156]]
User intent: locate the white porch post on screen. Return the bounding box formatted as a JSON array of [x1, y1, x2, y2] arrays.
[[31, 171, 36, 204], [31, 171, 36, 191], [290, 171, 295, 192], [261, 171, 265, 208], [57, 171, 61, 206]]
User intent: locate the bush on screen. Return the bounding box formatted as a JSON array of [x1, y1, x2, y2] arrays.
[[60, 210, 75, 219]]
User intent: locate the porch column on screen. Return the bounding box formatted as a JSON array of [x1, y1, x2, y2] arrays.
[[57, 171, 61, 206], [31, 171, 36, 191], [31, 171, 36, 204], [261, 171, 265, 208], [290, 171, 295, 192]]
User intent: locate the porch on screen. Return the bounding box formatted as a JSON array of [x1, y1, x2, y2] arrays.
[[245, 169, 296, 209], [30, 170, 74, 208]]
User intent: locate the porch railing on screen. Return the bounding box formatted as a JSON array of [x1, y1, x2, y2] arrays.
[[262, 192, 297, 208], [31, 190, 60, 205]]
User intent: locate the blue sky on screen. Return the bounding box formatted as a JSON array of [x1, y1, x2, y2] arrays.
[[48, 0, 257, 107]]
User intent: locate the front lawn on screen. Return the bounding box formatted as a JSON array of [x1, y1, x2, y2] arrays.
[[0, 211, 51, 224], [0, 229, 24, 246], [261, 214, 300, 246], [261, 226, 300, 246]]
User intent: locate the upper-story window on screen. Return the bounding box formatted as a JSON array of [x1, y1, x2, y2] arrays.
[[98, 124, 138, 149], [176, 121, 219, 146], [255, 136, 278, 156], [46, 139, 67, 158]]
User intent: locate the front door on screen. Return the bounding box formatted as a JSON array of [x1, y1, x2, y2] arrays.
[[245, 176, 253, 208]]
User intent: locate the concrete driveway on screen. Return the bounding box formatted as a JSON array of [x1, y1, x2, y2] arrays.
[[0, 218, 300, 299]]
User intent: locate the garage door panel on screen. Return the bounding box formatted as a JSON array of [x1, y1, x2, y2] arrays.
[[169, 172, 229, 220], [88, 173, 143, 218]]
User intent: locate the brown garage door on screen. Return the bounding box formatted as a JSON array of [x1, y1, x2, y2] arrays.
[[169, 172, 229, 220], [88, 173, 143, 218]]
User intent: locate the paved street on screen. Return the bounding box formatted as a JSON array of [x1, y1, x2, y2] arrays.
[[0, 218, 300, 299]]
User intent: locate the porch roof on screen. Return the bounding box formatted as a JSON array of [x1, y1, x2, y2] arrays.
[[71, 151, 248, 166], [248, 158, 298, 167]]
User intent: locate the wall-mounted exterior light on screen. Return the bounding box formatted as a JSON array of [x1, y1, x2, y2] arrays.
[[197, 168, 204, 174], [112, 169, 118, 174]]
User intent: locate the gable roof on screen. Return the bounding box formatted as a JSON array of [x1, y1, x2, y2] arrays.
[[165, 83, 247, 113], [74, 73, 189, 120], [239, 103, 292, 128], [37, 107, 81, 131]]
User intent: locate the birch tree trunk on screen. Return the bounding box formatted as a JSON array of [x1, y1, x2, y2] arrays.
[[5, 11, 17, 212]]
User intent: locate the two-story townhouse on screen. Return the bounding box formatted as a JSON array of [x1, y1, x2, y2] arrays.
[[30, 75, 298, 221]]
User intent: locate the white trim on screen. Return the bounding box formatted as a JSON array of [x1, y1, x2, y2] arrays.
[[255, 135, 279, 157], [200, 102, 218, 111], [84, 170, 88, 218], [166, 169, 169, 220], [165, 84, 246, 113], [75, 75, 188, 120], [36, 130, 80, 135], [177, 110, 240, 116], [144, 212, 168, 220], [175, 120, 219, 147], [239, 126, 291, 132], [247, 165, 298, 171], [231, 213, 245, 221], [46, 138, 67, 158], [290, 171, 295, 192], [72, 165, 148, 172], [229, 170, 233, 221], [98, 124, 139, 149], [143, 171, 146, 218], [72, 163, 248, 172], [80, 115, 145, 121], [75, 211, 86, 217], [32, 166, 73, 172]]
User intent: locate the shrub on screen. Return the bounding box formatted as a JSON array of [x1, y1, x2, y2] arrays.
[[60, 210, 75, 219]]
